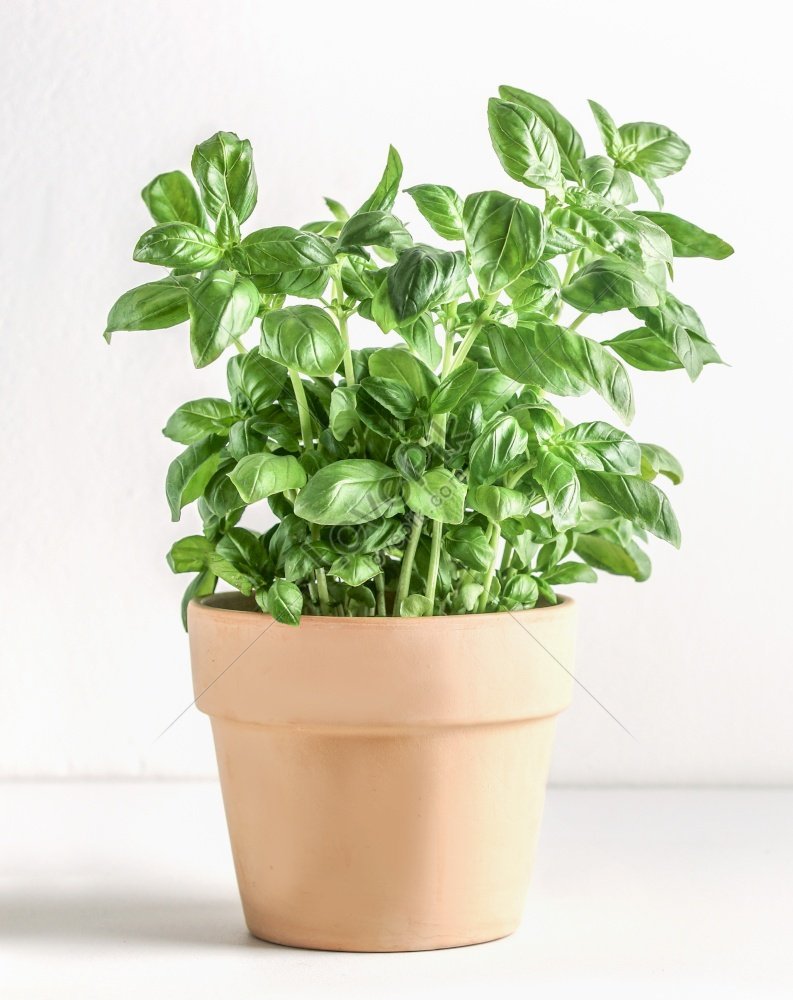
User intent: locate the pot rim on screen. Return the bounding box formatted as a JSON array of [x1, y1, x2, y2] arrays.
[[190, 591, 573, 629]]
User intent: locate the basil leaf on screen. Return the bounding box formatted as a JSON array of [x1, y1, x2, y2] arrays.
[[266, 578, 303, 625], [562, 257, 661, 313], [639, 442, 683, 485], [603, 327, 684, 373], [400, 594, 433, 617], [324, 197, 349, 222], [498, 86, 585, 181], [544, 561, 597, 585], [360, 376, 418, 419], [336, 211, 412, 254], [167, 535, 214, 573], [430, 361, 478, 415], [469, 415, 529, 484], [329, 553, 381, 587], [463, 191, 545, 293], [367, 347, 438, 399], [575, 532, 651, 582], [180, 570, 216, 629], [141, 171, 203, 225], [486, 319, 635, 423], [588, 100, 622, 158], [260, 305, 344, 377], [535, 450, 580, 529], [617, 122, 690, 179], [226, 351, 287, 412], [329, 385, 359, 441], [216, 528, 266, 580], [488, 98, 564, 196], [577, 470, 681, 546], [163, 398, 236, 445], [552, 421, 641, 475], [404, 468, 466, 524], [356, 145, 403, 214], [386, 245, 470, 323], [233, 226, 336, 274], [468, 484, 535, 523], [405, 184, 464, 241], [294, 460, 402, 525], [133, 223, 222, 271], [636, 211, 734, 260], [191, 131, 257, 222], [188, 271, 259, 368], [215, 205, 241, 248], [580, 155, 637, 205], [104, 275, 196, 341], [502, 573, 540, 609], [399, 314, 442, 369], [230, 453, 307, 503], [165, 435, 226, 521]]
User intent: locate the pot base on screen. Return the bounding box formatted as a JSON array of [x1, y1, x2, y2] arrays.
[[244, 923, 519, 953]]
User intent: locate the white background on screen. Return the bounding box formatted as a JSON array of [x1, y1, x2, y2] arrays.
[[1, 0, 791, 784]]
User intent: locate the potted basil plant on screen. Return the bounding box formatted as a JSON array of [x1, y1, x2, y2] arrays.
[[106, 87, 732, 952]]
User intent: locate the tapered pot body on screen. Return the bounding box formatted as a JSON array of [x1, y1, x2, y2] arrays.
[[188, 594, 576, 952]]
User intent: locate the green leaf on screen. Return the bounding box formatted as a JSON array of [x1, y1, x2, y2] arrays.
[[636, 211, 733, 260], [446, 524, 493, 573], [233, 226, 336, 274], [617, 122, 690, 179], [336, 212, 412, 254], [405, 184, 464, 241], [360, 376, 418, 419], [562, 257, 661, 313], [250, 267, 330, 298], [603, 326, 684, 373], [577, 470, 681, 546], [468, 484, 535, 523], [165, 435, 226, 521], [400, 594, 433, 617], [188, 271, 259, 368], [294, 460, 402, 525], [404, 468, 466, 524], [501, 573, 540, 609], [226, 350, 287, 413], [462, 191, 545, 293], [368, 347, 438, 399], [329, 553, 381, 587], [575, 532, 651, 582], [469, 415, 529, 484], [329, 385, 359, 440], [209, 553, 255, 595], [324, 196, 349, 222], [230, 453, 307, 503], [552, 421, 641, 475], [498, 86, 585, 181], [163, 398, 236, 445], [167, 535, 214, 573], [430, 361, 478, 414], [580, 155, 637, 205], [133, 223, 222, 271], [104, 275, 196, 341], [356, 145, 403, 214], [487, 98, 564, 195], [191, 131, 257, 222], [215, 528, 266, 581], [588, 100, 622, 158], [386, 244, 469, 323], [260, 305, 344, 377], [399, 314, 442, 369], [215, 205, 241, 248], [141, 171, 203, 225], [486, 319, 634, 423], [544, 561, 597, 585], [534, 451, 580, 529], [181, 570, 216, 630], [639, 442, 684, 485], [266, 579, 303, 625]]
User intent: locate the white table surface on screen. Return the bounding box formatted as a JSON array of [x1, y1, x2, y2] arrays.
[[1, 782, 790, 999]]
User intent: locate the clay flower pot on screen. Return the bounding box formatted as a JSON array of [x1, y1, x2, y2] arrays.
[[188, 593, 576, 952]]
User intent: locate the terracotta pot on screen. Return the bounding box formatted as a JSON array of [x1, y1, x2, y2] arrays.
[[188, 593, 576, 952]]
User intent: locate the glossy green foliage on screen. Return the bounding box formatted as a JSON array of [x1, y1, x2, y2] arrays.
[[105, 90, 730, 624]]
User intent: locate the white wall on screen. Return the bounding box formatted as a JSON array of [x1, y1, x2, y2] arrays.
[[1, 0, 790, 783]]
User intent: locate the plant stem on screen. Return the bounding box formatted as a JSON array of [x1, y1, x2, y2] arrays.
[[424, 519, 442, 611], [332, 270, 356, 386], [375, 571, 387, 616], [477, 523, 502, 613], [288, 368, 314, 450], [232, 336, 247, 354], [448, 294, 498, 372], [500, 539, 514, 573], [394, 513, 424, 615], [567, 311, 590, 331], [311, 527, 331, 614]]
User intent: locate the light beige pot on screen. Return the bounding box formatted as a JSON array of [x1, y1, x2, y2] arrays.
[[188, 593, 576, 952]]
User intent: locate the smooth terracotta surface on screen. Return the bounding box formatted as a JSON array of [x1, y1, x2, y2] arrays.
[[188, 595, 577, 952]]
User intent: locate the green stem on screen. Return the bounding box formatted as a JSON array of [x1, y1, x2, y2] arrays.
[[375, 571, 387, 617], [500, 540, 514, 573], [332, 270, 356, 386], [477, 523, 502, 613], [288, 368, 314, 450], [448, 294, 498, 373], [232, 336, 247, 354], [424, 519, 443, 610], [395, 513, 424, 615], [567, 311, 590, 331], [311, 527, 331, 615]]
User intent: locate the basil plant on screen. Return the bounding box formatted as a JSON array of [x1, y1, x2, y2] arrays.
[[105, 87, 732, 626]]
